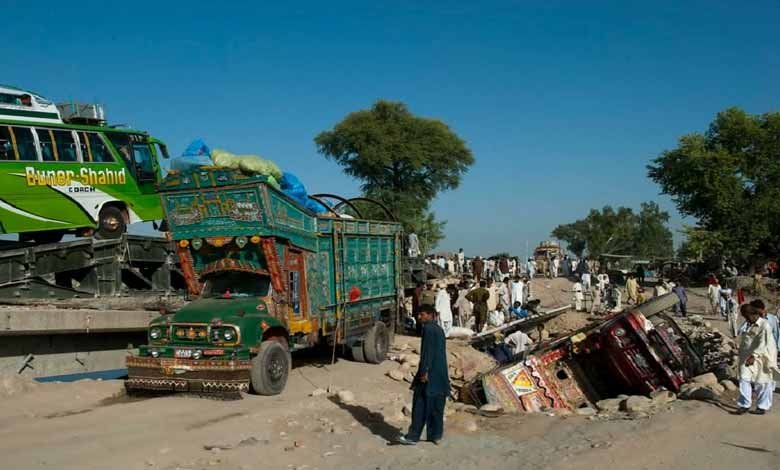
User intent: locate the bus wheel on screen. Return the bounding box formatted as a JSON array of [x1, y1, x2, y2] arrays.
[[96, 206, 126, 239], [250, 340, 291, 395], [363, 322, 390, 364], [19, 230, 63, 244]]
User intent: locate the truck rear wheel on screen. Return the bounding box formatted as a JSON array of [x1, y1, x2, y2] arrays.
[[351, 342, 366, 363], [250, 341, 291, 395], [363, 322, 390, 364]]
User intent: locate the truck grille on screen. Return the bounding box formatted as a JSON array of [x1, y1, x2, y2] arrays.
[[172, 325, 209, 342]]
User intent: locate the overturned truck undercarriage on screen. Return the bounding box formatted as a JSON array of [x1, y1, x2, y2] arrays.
[[467, 294, 728, 413]]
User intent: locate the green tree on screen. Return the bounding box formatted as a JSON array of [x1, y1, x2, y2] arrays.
[[648, 107, 780, 263], [315, 100, 474, 251], [677, 226, 724, 262], [551, 202, 673, 259]]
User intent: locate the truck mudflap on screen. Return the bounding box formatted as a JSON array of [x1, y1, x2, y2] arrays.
[[125, 356, 252, 394]]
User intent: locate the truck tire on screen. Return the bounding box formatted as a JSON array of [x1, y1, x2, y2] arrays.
[[96, 206, 126, 239], [250, 341, 291, 395], [351, 342, 366, 363], [363, 322, 390, 364]]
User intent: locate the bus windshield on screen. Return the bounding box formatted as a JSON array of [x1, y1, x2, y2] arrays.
[[201, 272, 271, 298]]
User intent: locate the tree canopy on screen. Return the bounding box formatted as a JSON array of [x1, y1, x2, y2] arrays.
[[647, 107, 780, 263], [551, 202, 674, 259], [315, 100, 474, 252]]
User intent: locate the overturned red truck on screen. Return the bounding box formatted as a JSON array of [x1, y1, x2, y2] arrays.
[[473, 294, 705, 412]]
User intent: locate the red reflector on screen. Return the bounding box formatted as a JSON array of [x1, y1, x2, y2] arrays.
[[203, 349, 225, 356]]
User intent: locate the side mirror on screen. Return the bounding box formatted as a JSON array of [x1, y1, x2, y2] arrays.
[[159, 144, 170, 159]]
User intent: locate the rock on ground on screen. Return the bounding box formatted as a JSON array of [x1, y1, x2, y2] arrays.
[[720, 380, 738, 392], [679, 383, 720, 401], [691, 373, 719, 386], [337, 390, 356, 405], [387, 369, 406, 381], [622, 396, 653, 413], [650, 389, 677, 406], [596, 398, 625, 413], [480, 403, 502, 413]]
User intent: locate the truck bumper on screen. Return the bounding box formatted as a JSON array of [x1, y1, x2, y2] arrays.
[[125, 355, 252, 393]]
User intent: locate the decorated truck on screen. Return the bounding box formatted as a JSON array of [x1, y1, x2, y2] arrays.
[[125, 167, 402, 395]]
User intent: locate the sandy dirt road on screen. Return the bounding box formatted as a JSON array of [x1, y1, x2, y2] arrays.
[[0, 281, 778, 470]]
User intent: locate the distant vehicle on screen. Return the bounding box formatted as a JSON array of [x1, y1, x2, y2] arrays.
[[533, 240, 562, 262], [126, 167, 402, 395], [0, 85, 169, 242]]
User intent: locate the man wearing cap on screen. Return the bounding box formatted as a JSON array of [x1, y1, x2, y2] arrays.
[[398, 303, 450, 445]]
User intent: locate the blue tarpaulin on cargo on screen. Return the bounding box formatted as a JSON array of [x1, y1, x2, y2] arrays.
[[280, 172, 327, 213]]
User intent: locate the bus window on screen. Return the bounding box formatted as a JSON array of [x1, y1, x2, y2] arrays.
[[52, 130, 77, 162], [78, 132, 91, 161], [0, 93, 19, 105], [0, 127, 13, 160], [88, 133, 114, 163], [105, 133, 132, 164], [132, 144, 156, 180], [11, 127, 38, 161], [37, 128, 56, 161]]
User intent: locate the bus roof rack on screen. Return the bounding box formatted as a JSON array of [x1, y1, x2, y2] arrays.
[[56, 102, 106, 126]]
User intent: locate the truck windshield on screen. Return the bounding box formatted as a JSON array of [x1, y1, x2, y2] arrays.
[[202, 272, 271, 298]]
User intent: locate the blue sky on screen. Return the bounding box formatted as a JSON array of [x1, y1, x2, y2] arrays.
[[4, 1, 778, 257]]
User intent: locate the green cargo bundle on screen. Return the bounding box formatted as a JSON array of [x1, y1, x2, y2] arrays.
[[126, 167, 402, 395]]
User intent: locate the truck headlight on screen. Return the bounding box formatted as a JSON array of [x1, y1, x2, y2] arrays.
[[223, 329, 235, 341], [150, 327, 163, 340], [193, 349, 203, 360]]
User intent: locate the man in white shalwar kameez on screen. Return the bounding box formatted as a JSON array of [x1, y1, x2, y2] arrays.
[[510, 277, 525, 307], [573, 281, 584, 312], [435, 284, 453, 337], [735, 304, 779, 414], [526, 258, 536, 279], [707, 281, 722, 317]]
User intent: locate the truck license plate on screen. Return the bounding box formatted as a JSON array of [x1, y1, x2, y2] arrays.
[[174, 349, 193, 359]]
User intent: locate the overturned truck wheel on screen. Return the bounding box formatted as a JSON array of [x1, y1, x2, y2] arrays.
[[363, 322, 390, 364], [250, 340, 291, 395]]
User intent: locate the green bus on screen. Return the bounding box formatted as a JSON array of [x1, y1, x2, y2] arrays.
[[0, 85, 169, 242]]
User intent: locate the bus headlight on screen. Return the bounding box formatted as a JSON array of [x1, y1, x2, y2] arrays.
[[223, 329, 235, 341], [150, 348, 160, 358], [192, 238, 203, 250], [236, 236, 248, 248], [150, 327, 163, 340], [192, 349, 203, 360]]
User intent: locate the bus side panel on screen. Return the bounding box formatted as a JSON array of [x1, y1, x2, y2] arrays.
[[0, 164, 94, 232]]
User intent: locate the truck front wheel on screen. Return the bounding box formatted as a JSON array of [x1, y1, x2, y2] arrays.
[[363, 322, 390, 364], [250, 341, 291, 395]]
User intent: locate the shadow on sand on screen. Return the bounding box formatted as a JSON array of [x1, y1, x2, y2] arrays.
[[328, 396, 402, 443]]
